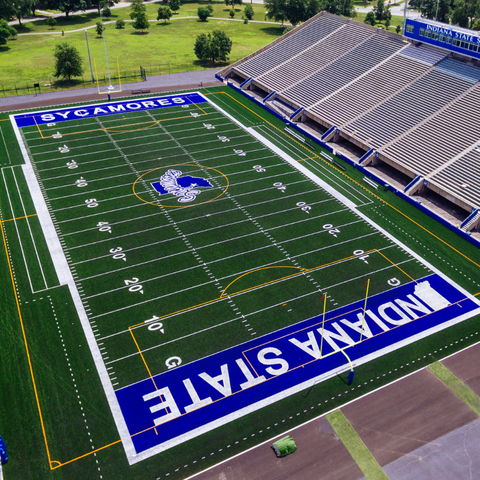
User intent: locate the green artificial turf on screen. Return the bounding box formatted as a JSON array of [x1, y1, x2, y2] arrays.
[[0, 85, 479, 480]]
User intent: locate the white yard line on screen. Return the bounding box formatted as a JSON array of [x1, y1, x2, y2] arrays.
[[10, 112, 136, 462], [12, 167, 48, 290], [0, 124, 11, 165], [1, 168, 36, 292]]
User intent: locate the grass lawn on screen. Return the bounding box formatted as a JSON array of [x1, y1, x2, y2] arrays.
[[0, 17, 284, 90], [14, 1, 270, 34]]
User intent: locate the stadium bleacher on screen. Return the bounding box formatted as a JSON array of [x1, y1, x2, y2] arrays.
[[220, 12, 480, 219]]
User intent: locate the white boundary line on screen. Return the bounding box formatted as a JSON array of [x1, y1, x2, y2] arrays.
[[9, 112, 137, 462], [10, 92, 480, 467]]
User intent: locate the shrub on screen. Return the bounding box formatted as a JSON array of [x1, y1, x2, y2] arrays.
[[244, 3, 254, 20], [96, 21, 104, 36], [102, 7, 112, 18], [198, 7, 210, 21], [116, 19, 125, 29], [47, 17, 57, 29], [229, 8, 235, 17]]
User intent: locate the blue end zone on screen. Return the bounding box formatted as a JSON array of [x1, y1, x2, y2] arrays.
[[12, 92, 207, 128], [115, 274, 480, 457]]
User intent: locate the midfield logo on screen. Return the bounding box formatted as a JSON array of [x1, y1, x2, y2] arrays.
[[151, 169, 213, 203]]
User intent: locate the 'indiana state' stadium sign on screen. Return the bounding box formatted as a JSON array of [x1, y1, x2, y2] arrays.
[[116, 273, 480, 461]]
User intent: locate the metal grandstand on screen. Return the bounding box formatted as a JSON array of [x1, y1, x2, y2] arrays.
[[218, 12, 480, 235]]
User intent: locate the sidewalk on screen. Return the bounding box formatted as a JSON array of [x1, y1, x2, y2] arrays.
[[0, 69, 222, 112]]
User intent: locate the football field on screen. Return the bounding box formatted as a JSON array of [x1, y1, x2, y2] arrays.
[[2, 88, 480, 476]]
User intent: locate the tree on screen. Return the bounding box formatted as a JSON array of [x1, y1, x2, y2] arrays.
[[244, 3, 254, 19], [96, 20, 104, 35], [194, 32, 209, 59], [57, 0, 89, 18], [88, 0, 118, 16], [229, 8, 235, 17], [132, 11, 149, 31], [320, 0, 356, 17], [197, 6, 210, 20], [0, 19, 16, 45], [373, 0, 389, 21], [53, 42, 84, 81], [157, 5, 172, 22], [207, 4, 213, 14], [396, 24, 401, 33], [115, 18, 124, 28], [0, 0, 16, 21], [168, 0, 180, 13], [264, 0, 288, 24], [130, 0, 146, 19], [47, 16, 57, 28], [224, 0, 242, 7], [16, 0, 31, 25], [194, 29, 232, 63], [364, 10, 376, 24], [451, 0, 480, 27], [102, 6, 111, 17], [385, 9, 391, 27]]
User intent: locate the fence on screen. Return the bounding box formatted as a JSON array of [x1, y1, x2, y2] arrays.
[[0, 55, 245, 98], [0, 68, 145, 98]]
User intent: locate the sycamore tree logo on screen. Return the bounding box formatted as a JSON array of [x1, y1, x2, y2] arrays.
[[151, 169, 213, 203]]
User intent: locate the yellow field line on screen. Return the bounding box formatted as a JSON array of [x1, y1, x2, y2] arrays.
[[208, 90, 480, 271], [33, 115, 44, 139], [376, 250, 417, 284], [50, 439, 122, 469], [2, 213, 37, 222], [0, 218, 122, 469], [129, 328, 158, 390], [0, 218, 55, 466]]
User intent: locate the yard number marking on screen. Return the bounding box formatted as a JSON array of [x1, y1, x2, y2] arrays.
[[59, 145, 69, 153], [190, 112, 200, 118], [218, 135, 230, 143], [353, 249, 369, 264], [234, 149, 246, 156], [75, 177, 88, 187], [253, 165, 265, 172], [144, 315, 165, 333], [85, 198, 98, 208], [274, 182, 286, 192], [110, 247, 126, 261], [323, 224, 340, 237], [66, 160, 78, 169], [125, 277, 143, 294], [296, 201, 311, 213], [203, 123, 215, 130], [97, 221, 111, 233], [53, 132, 62, 139]]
